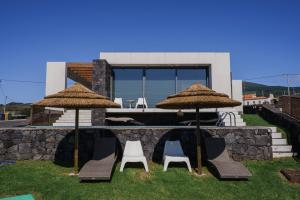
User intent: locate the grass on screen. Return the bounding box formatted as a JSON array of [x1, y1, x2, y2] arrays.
[[242, 114, 288, 139], [1, 159, 300, 200]]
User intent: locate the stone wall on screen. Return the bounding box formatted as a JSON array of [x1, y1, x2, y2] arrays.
[[92, 59, 112, 126], [0, 127, 272, 167]]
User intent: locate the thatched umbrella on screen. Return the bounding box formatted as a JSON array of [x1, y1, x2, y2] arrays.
[[156, 83, 241, 175], [33, 83, 120, 174]]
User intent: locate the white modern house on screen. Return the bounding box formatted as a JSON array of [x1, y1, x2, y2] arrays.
[[45, 52, 245, 126]]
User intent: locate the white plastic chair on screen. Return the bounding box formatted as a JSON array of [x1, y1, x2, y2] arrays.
[[163, 140, 192, 172], [114, 98, 123, 108], [120, 140, 149, 172], [135, 98, 148, 109]]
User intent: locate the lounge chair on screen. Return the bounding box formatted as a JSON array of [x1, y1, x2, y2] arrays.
[[204, 137, 252, 179], [163, 140, 192, 172], [135, 98, 148, 109], [114, 98, 123, 108], [79, 137, 117, 181], [120, 140, 149, 172]]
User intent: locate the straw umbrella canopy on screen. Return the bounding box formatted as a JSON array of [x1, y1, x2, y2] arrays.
[[33, 83, 120, 174], [156, 83, 241, 175]]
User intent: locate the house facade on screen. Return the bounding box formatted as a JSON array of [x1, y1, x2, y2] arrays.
[[45, 52, 244, 126], [243, 94, 275, 106]]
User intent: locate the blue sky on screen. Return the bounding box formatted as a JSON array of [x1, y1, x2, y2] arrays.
[[0, 0, 300, 103]]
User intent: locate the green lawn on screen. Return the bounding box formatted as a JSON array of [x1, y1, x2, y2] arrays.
[[242, 114, 288, 139], [1, 159, 300, 200]]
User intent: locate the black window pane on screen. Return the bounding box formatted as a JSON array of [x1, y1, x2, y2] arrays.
[[114, 69, 143, 108], [145, 69, 175, 108], [177, 68, 208, 92]]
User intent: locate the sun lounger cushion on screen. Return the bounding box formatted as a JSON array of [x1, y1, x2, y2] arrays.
[[79, 137, 117, 181], [204, 137, 252, 179]]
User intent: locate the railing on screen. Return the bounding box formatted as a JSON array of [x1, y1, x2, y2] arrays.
[[216, 112, 237, 127]]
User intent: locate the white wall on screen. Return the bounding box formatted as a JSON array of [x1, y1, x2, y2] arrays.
[[232, 80, 243, 113], [45, 62, 67, 110], [100, 52, 232, 96], [45, 62, 67, 96], [244, 98, 272, 106]]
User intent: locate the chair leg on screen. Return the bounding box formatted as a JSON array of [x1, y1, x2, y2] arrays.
[[163, 159, 170, 172], [142, 159, 149, 172], [185, 160, 192, 172], [120, 160, 126, 172]]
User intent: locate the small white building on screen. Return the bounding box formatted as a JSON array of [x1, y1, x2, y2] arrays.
[[243, 94, 275, 106]]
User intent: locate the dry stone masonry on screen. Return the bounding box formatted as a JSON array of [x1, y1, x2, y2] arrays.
[[0, 127, 272, 167]]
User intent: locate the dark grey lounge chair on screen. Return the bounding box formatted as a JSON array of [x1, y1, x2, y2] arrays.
[[79, 137, 117, 181], [204, 138, 252, 179]]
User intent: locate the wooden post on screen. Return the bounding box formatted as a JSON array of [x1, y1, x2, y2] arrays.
[[30, 106, 33, 125], [74, 108, 79, 174], [48, 109, 51, 126], [196, 107, 202, 174]]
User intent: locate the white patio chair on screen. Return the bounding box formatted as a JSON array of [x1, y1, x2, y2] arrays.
[[163, 140, 192, 172], [120, 140, 149, 172], [135, 98, 148, 109], [114, 98, 123, 108]]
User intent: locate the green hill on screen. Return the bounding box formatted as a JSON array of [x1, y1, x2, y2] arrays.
[[243, 81, 300, 97], [0, 102, 32, 116]]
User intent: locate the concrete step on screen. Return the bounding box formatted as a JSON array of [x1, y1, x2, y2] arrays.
[[272, 133, 282, 139], [56, 119, 92, 123], [65, 110, 92, 114], [272, 139, 287, 145], [63, 111, 92, 115], [53, 122, 92, 126], [59, 116, 92, 120], [219, 111, 239, 115], [273, 152, 294, 158], [62, 113, 91, 116], [272, 145, 292, 152], [267, 127, 277, 133], [224, 122, 246, 127], [221, 115, 240, 119], [223, 118, 244, 123]]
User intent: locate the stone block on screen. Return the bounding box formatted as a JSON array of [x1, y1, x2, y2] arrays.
[[18, 153, 32, 160], [7, 145, 18, 153], [18, 143, 31, 154], [6, 153, 18, 160], [247, 139, 255, 145], [42, 155, 53, 160], [46, 135, 56, 143], [255, 135, 270, 146], [0, 148, 6, 154], [247, 146, 257, 156], [33, 154, 42, 160], [232, 143, 247, 154], [0, 133, 9, 140], [55, 134, 65, 142]]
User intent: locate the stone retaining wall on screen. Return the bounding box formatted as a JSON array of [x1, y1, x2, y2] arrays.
[[0, 127, 272, 167]]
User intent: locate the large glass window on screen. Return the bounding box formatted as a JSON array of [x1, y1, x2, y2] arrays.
[[177, 68, 208, 92], [112, 67, 209, 108], [145, 69, 176, 108], [113, 69, 143, 108]]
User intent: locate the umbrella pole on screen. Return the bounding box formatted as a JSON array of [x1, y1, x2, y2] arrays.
[[74, 108, 79, 175], [196, 107, 202, 174]]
